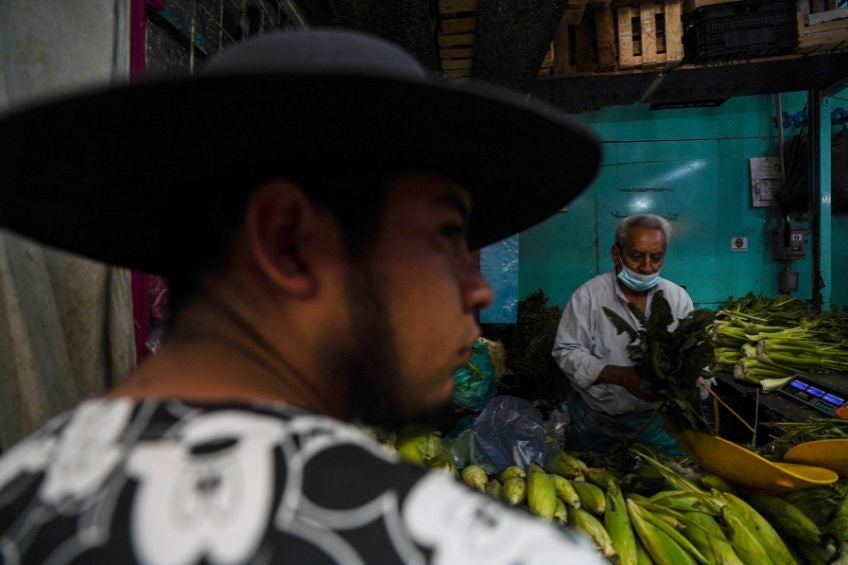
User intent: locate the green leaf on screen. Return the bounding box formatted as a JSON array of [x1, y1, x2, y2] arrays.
[[603, 307, 639, 342], [646, 291, 674, 336]]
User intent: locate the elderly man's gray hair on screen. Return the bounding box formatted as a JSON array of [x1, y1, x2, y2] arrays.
[[614, 214, 672, 247]]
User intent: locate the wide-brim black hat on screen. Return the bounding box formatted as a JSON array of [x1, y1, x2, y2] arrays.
[[0, 30, 601, 274]]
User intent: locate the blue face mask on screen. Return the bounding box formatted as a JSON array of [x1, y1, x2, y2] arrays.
[[617, 263, 660, 292]]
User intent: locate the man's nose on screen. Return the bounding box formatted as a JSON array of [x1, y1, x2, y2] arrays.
[[463, 262, 494, 312], [639, 257, 657, 273]]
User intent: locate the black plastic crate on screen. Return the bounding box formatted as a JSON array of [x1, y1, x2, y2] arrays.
[[683, 0, 798, 63]]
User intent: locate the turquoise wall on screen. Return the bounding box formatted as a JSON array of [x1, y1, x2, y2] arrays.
[[834, 216, 848, 309], [518, 91, 847, 310]]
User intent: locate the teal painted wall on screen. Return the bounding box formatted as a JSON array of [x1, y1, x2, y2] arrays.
[[518, 91, 848, 310], [834, 216, 848, 309]]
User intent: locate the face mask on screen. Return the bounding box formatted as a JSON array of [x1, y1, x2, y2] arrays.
[[616, 262, 660, 292]]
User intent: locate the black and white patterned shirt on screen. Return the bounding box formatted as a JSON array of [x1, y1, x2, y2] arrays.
[[0, 399, 604, 564]]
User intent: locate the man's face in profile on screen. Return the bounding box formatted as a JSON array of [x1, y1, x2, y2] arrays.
[[322, 175, 493, 428]]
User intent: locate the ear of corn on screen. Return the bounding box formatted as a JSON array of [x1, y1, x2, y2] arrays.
[[700, 474, 735, 494], [527, 467, 558, 521], [528, 462, 547, 475], [499, 465, 525, 483], [721, 506, 775, 565], [554, 498, 568, 525], [484, 478, 502, 500], [678, 511, 745, 565], [547, 448, 587, 478], [572, 480, 606, 514], [585, 467, 618, 490], [634, 500, 710, 565], [605, 479, 638, 565], [793, 540, 838, 565], [649, 491, 721, 516], [502, 477, 526, 506], [550, 473, 581, 508], [572, 506, 617, 560], [748, 491, 822, 545], [429, 458, 458, 479], [627, 499, 698, 565], [635, 537, 653, 565], [461, 465, 488, 492], [719, 492, 794, 565]]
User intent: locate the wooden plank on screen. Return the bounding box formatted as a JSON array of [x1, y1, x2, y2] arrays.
[[563, 4, 587, 25], [655, 3, 667, 54], [553, 12, 574, 73], [618, 6, 639, 67], [437, 33, 475, 48], [808, 8, 848, 26], [802, 17, 848, 33], [441, 58, 472, 70], [684, 0, 734, 11], [439, 0, 477, 15], [440, 16, 476, 34], [640, 2, 658, 64], [575, 13, 595, 72], [595, 5, 617, 70], [440, 47, 474, 59], [800, 28, 848, 43], [812, 0, 826, 13], [443, 68, 471, 78], [665, 0, 684, 62]]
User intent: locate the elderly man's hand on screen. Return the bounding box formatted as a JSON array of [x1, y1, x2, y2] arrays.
[[597, 365, 657, 402]]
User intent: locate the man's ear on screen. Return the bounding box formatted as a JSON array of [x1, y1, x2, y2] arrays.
[[243, 178, 324, 297], [611, 245, 622, 267]]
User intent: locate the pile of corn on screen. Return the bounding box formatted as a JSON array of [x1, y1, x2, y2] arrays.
[[388, 425, 848, 563], [448, 448, 848, 564]]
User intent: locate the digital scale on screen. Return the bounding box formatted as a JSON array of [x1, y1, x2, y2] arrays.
[[777, 372, 848, 417]]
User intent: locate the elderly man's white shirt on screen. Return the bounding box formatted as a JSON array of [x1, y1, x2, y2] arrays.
[[552, 271, 694, 415]]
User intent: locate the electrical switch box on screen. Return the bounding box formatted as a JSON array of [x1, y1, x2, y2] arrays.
[[773, 226, 806, 260]]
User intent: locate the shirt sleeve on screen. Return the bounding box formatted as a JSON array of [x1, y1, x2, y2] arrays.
[[551, 287, 606, 390]]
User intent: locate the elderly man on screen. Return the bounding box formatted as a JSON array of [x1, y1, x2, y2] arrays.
[[552, 214, 693, 455], [0, 31, 606, 563]]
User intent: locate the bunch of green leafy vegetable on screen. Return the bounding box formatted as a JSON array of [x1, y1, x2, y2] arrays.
[[604, 290, 715, 436], [708, 293, 848, 389], [501, 290, 571, 405]]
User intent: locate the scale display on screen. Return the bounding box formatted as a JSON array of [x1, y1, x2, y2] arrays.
[[778, 373, 848, 416]]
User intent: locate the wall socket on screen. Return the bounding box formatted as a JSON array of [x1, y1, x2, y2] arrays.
[[731, 237, 748, 251]]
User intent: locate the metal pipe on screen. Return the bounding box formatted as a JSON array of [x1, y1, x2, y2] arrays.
[[775, 93, 785, 186]]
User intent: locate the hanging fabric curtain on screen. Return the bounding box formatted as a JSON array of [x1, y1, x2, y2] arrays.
[[0, 0, 135, 449]]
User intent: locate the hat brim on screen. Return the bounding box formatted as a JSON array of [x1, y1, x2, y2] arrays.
[[0, 73, 600, 274]]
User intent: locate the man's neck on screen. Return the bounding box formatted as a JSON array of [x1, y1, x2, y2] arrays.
[[616, 278, 650, 310], [107, 298, 351, 420]]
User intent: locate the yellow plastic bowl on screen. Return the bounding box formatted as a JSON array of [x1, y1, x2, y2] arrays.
[[678, 430, 838, 492], [784, 439, 848, 477]]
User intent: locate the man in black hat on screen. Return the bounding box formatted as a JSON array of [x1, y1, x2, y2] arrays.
[[0, 30, 604, 563]]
